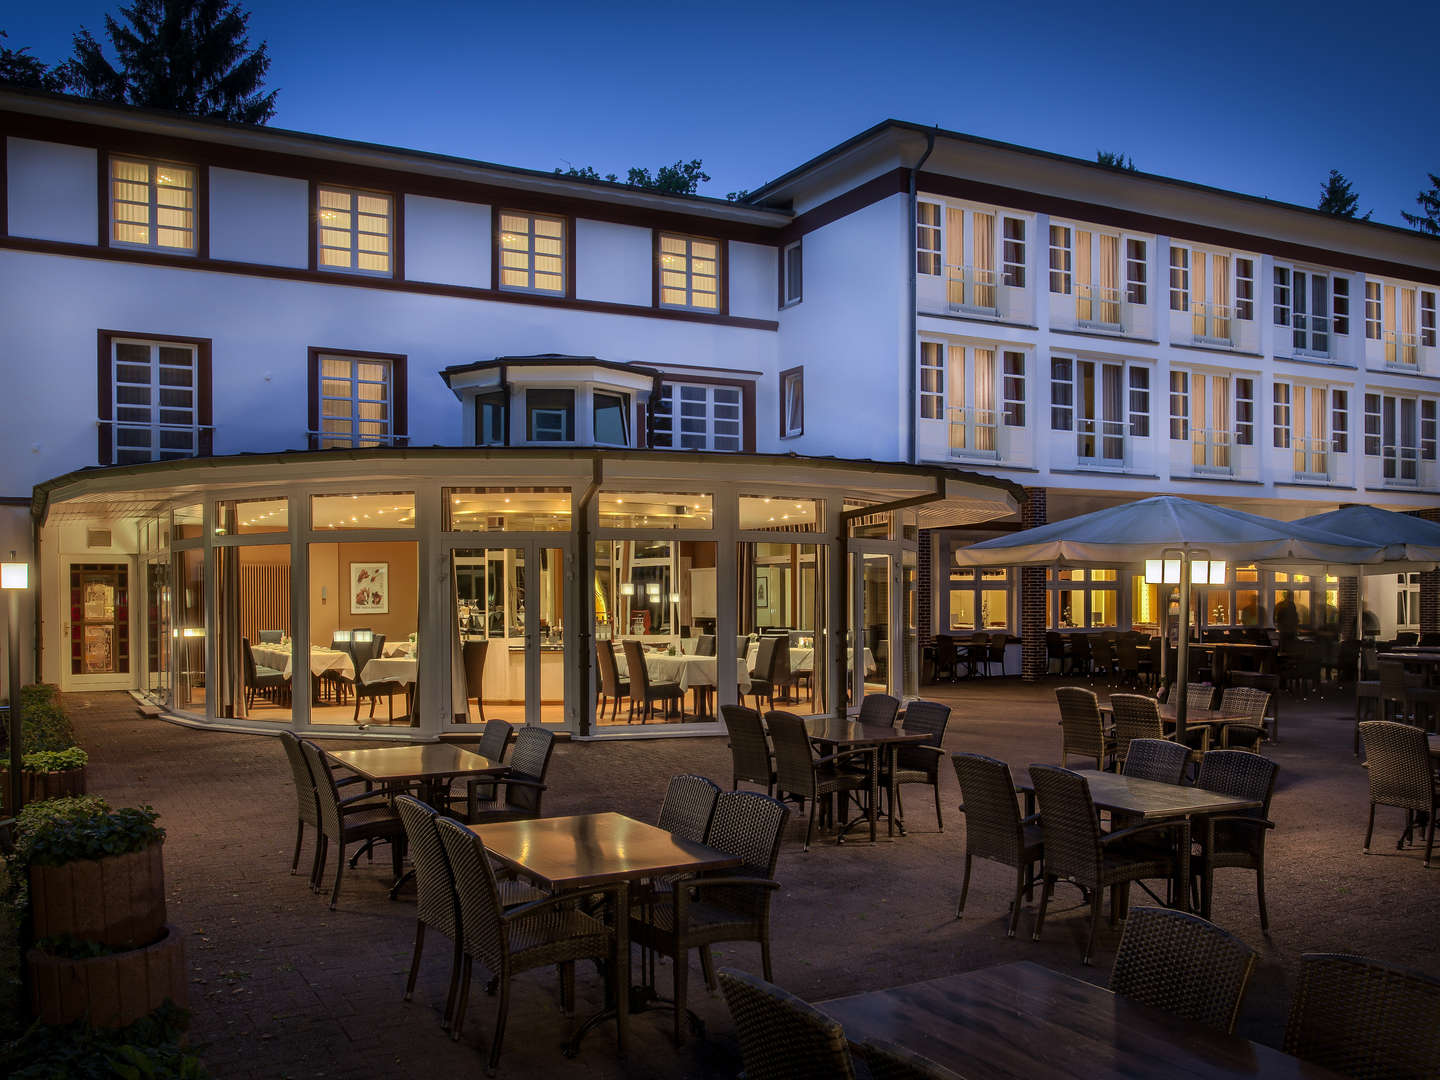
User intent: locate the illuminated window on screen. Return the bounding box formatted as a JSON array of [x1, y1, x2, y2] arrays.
[[658, 233, 721, 310], [498, 212, 565, 293], [317, 186, 392, 274], [110, 157, 195, 252], [949, 567, 1011, 630], [313, 354, 395, 448]]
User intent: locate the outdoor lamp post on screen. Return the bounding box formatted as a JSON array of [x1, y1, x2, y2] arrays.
[[3, 556, 30, 816], [1144, 550, 1225, 741]]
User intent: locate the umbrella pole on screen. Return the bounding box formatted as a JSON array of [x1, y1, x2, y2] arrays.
[[1176, 557, 1191, 744]]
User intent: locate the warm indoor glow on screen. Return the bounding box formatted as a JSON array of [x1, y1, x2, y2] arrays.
[[1, 562, 29, 590]]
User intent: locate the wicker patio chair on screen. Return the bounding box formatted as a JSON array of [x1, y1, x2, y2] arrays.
[[717, 967, 856, 1080], [859, 692, 900, 726], [951, 753, 1043, 937], [465, 726, 555, 825], [722, 704, 776, 796], [1110, 906, 1258, 1034], [1108, 693, 1167, 769], [767, 710, 873, 852], [624, 639, 685, 723], [395, 795, 465, 1027], [633, 790, 790, 1045], [1056, 686, 1112, 769], [436, 816, 623, 1073], [1028, 764, 1186, 965], [1045, 631, 1067, 675], [1284, 953, 1440, 1079], [1067, 632, 1092, 676], [853, 1038, 967, 1080], [461, 639, 489, 723], [1192, 750, 1279, 930], [1090, 636, 1116, 682], [596, 641, 631, 723], [278, 730, 369, 882], [446, 718, 513, 810], [885, 699, 951, 830], [300, 740, 404, 910], [656, 773, 721, 853], [1123, 738, 1188, 785], [1218, 686, 1272, 750], [1379, 659, 1440, 730], [1359, 720, 1438, 868], [933, 634, 961, 682], [987, 633, 1008, 676]]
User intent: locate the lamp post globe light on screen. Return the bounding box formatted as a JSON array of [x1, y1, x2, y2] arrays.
[[3, 557, 30, 817]]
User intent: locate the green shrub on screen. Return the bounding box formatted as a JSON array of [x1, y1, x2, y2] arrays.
[[20, 748, 88, 773], [22, 804, 163, 868], [1, 1002, 208, 1079], [18, 684, 75, 754]]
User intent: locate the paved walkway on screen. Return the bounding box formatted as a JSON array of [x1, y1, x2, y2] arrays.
[[57, 680, 1440, 1078]]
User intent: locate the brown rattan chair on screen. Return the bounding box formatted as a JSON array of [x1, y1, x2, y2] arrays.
[[465, 726, 555, 824], [300, 740, 404, 910], [951, 752, 1043, 937], [624, 639, 684, 723], [596, 641, 631, 723], [885, 699, 951, 830], [1110, 906, 1258, 1034], [1090, 636, 1116, 683], [1218, 686, 1272, 750], [1028, 764, 1187, 965], [932, 634, 961, 682], [1123, 738, 1188, 785], [717, 967, 857, 1080], [633, 790, 790, 1045], [436, 815, 624, 1073], [447, 718, 513, 811], [858, 692, 900, 726], [1378, 659, 1440, 730], [1359, 720, 1439, 868], [1284, 953, 1440, 1079], [1192, 749, 1279, 929], [853, 1038, 967, 1080], [279, 730, 368, 882], [658, 773, 721, 845], [767, 710, 873, 852], [1056, 686, 1112, 769], [1109, 693, 1167, 770], [395, 794, 465, 1026], [461, 639, 489, 723], [722, 704, 776, 796]]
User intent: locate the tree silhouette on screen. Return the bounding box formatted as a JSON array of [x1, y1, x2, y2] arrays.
[[1401, 173, 1440, 236], [0, 30, 67, 90], [64, 0, 277, 124], [1096, 150, 1136, 171], [555, 158, 712, 196], [1316, 169, 1370, 219]]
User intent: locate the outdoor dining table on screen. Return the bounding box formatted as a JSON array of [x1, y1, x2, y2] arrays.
[[785, 716, 930, 843], [1378, 651, 1440, 687], [1099, 699, 1255, 742], [819, 960, 1342, 1079], [477, 811, 743, 1054]]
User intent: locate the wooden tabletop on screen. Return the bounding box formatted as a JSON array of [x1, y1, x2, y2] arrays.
[[796, 716, 931, 746], [325, 744, 504, 784], [1017, 769, 1261, 820], [820, 961, 1339, 1079], [475, 811, 741, 890], [1379, 651, 1440, 663]]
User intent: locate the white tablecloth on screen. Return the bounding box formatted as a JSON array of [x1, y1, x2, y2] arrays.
[[616, 651, 752, 693], [385, 641, 417, 658], [251, 644, 354, 682], [360, 657, 418, 686], [745, 644, 877, 676]]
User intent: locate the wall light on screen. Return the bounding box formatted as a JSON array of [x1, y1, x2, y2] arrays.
[[1, 562, 28, 590], [669, 591, 682, 603], [619, 583, 635, 597]]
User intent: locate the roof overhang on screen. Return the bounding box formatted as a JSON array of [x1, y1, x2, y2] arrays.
[[440, 356, 663, 398]]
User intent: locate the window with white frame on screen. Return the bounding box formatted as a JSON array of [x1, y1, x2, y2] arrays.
[[1050, 357, 1074, 430], [1332, 278, 1350, 335], [1379, 283, 1422, 368], [1168, 247, 1190, 311], [1397, 572, 1421, 629], [475, 390, 506, 446], [1048, 225, 1072, 294], [1064, 227, 1126, 326], [1273, 265, 1332, 355], [1423, 290, 1437, 347], [1051, 356, 1140, 463], [1125, 239, 1147, 304], [1365, 282, 1382, 339], [783, 241, 803, 305], [1365, 392, 1437, 483], [780, 368, 803, 437], [949, 567, 1011, 630], [1002, 219, 1026, 287], [593, 391, 631, 446], [1274, 380, 1343, 477], [1235, 377, 1255, 446], [938, 345, 1028, 455], [1048, 568, 1119, 629], [317, 186, 392, 274], [937, 205, 1025, 310], [1169, 371, 1190, 441], [109, 157, 196, 252], [1171, 245, 1242, 342], [1172, 370, 1238, 471], [1235, 258, 1255, 320], [1129, 367, 1151, 437], [916, 202, 942, 275], [658, 234, 721, 310], [1002, 351, 1026, 426], [315, 353, 394, 447], [109, 339, 200, 464], [527, 388, 574, 442], [920, 342, 945, 420], [498, 211, 565, 293], [650, 382, 742, 451]]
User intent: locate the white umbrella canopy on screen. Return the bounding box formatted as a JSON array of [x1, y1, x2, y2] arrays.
[[1291, 505, 1440, 573]]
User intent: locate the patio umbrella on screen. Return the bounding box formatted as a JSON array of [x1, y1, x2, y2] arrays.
[[953, 495, 1385, 739]]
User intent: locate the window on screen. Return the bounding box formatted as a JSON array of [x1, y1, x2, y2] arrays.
[[1048, 225, 1072, 294], [1382, 285, 1420, 369], [1048, 568, 1119, 629], [1172, 371, 1235, 470], [1274, 381, 1336, 476], [1169, 247, 1190, 311], [311, 352, 400, 448], [1073, 230, 1123, 326], [1398, 573, 1421, 629], [593, 391, 631, 445], [916, 202, 942, 275], [1074, 359, 1128, 463], [658, 234, 721, 310], [1364, 393, 1382, 456], [1278, 267, 1331, 355], [105, 337, 205, 464], [1365, 282, 1382, 339], [1050, 357, 1074, 430], [1002, 219, 1026, 287], [1173, 247, 1236, 342], [651, 382, 742, 451], [1002, 351, 1026, 427], [939, 205, 1015, 311], [1332, 389, 1349, 454], [316, 186, 392, 274], [920, 342, 945, 420], [1423, 291, 1437, 347], [475, 390, 506, 446], [1366, 393, 1438, 482], [1424, 400, 1438, 461], [1273, 266, 1291, 326], [498, 211, 565, 294], [1235, 258, 1254, 320], [1128, 367, 1151, 437], [947, 345, 1000, 455], [783, 241, 803, 305], [1273, 382, 1292, 448], [1125, 239, 1147, 304], [1235, 377, 1255, 445], [1332, 278, 1350, 335], [780, 367, 804, 437], [526, 388, 575, 442], [949, 567, 1011, 631], [109, 157, 196, 252], [1169, 371, 1190, 441]]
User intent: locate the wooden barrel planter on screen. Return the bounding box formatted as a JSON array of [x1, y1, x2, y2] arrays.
[[29, 839, 165, 949], [0, 765, 89, 803], [28, 925, 188, 1028]]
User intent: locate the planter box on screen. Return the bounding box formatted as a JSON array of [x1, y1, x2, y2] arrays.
[[0, 765, 87, 804], [30, 839, 165, 949], [28, 924, 188, 1028]]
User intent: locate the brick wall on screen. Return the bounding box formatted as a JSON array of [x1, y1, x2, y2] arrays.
[[1338, 576, 1359, 640], [1409, 509, 1440, 634], [1020, 487, 1048, 682], [917, 528, 933, 646]]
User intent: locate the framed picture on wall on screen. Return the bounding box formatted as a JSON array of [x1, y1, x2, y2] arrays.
[[755, 577, 769, 609], [350, 562, 389, 614]]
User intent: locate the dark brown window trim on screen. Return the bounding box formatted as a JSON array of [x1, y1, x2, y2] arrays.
[[0, 236, 780, 331], [653, 230, 729, 316], [0, 109, 782, 247], [778, 239, 803, 309], [779, 365, 804, 438], [309, 180, 402, 280], [777, 168, 910, 246], [97, 329, 213, 465], [97, 150, 210, 259], [491, 206, 575, 299], [649, 372, 756, 453], [307, 346, 408, 451]]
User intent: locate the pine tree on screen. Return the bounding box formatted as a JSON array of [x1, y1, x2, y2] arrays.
[[1401, 173, 1440, 236], [1096, 150, 1136, 171], [64, 0, 277, 124], [0, 30, 66, 90], [1316, 170, 1370, 219]]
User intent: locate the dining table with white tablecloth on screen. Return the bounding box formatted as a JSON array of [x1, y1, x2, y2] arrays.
[[360, 656, 418, 687], [745, 643, 877, 676], [250, 643, 355, 682], [614, 650, 751, 694]]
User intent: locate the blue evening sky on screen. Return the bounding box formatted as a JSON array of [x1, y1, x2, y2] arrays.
[[7, 1, 1439, 226]]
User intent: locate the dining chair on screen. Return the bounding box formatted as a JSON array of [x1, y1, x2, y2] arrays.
[[1066, 633, 1092, 676], [932, 634, 961, 682], [1111, 907, 1258, 1034], [258, 629, 284, 644], [1123, 738, 1188, 785], [951, 753, 1043, 937], [595, 641, 631, 723], [1045, 631, 1067, 676], [852, 1037, 967, 1080], [1090, 636, 1116, 683], [1192, 750, 1278, 930], [624, 639, 684, 723], [858, 692, 900, 726], [886, 699, 951, 830], [461, 639, 489, 723], [748, 636, 780, 711], [1359, 720, 1438, 869], [1055, 686, 1111, 769], [465, 726, 555, 825], [242, 637, 288, 711], [721, 703, 776, 796], [767, 710, 872, 852], [695, 633, 716, 657], [436, 816, 623, 1073], [986, 633, 1008, 676], [1218, 686, 1272, 750], [448, 718, 513, 810], [1379, 659, 1440, 731], [1284, 953, 1440, 1079], [279, 730, 365, 882], [642, 774, 723, 903], [395, 795, 464, 1028], [1108, 693, 1166, 770], [1028, 764, 1185, 965], [717, 967, 857, 1080], [1113, 637, 1142, 688], [300, 740, 404, 910]]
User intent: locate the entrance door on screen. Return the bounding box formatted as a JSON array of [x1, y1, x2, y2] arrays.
[[64, 562, 133, 689], [1076, 360, 1125, 464]]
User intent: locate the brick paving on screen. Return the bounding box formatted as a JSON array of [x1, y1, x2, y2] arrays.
[[57, 681, 1440, 1078]]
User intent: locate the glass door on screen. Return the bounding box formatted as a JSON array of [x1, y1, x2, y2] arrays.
[[66, 563, 131, 683]]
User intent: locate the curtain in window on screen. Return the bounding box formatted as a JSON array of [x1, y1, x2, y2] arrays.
[[1212, 255, 1230, 340], [1190, 252, 1209, 339], [1076, 231, 1094, 320], [948, 345, 967, 449], [1400, 287, 1418, 366], [216, 546, 243, 719], [973, 212, 995, 309], [1101, 363, 1124, 459], [945, 208, 965, 306], [450, 560, 467, 721], [974, 348, 996, 451], [736, 543, 757, 636], [1099, 234, 1120, 323]]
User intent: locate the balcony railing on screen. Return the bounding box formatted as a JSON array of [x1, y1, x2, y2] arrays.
[[1382, 444, 1420, 487], [1384, 330, 1420, 371], [1291, 436, 1332, 481], [945, 265, 1002, 318], [1075, 282, 1125, 331], [1190, 428, 1233, 474], [1290, 312, 1330, 358], [1190, 302, 1235, 347], [948, 406, 999, 458], [1076, 417, 1126, 466]]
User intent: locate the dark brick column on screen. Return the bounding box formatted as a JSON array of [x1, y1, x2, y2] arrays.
[[1020, 487, 1048, 682], [917, 528, 933, 646], [1410, 509, 1440, 634], [1338, 576, 1359, 640]]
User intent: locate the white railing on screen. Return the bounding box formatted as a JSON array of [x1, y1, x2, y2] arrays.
[[1076, 418, 1126, 466], [948, 406, 999, 458], [1076, 282, 1125, 330], [945, 265, 1002, 317], [1382, 444, 1420, 486], [1290, 312, 1331, 358], [1190, 428, 1233, 473], [1384, 330, 1420, 371], [1190, 302, 1235, 347], [1292, 436, 1331, 481], [306, 429, 404, 448]]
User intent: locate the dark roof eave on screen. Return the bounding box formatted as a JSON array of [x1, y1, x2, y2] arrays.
[[439, 355, 665, 388]]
